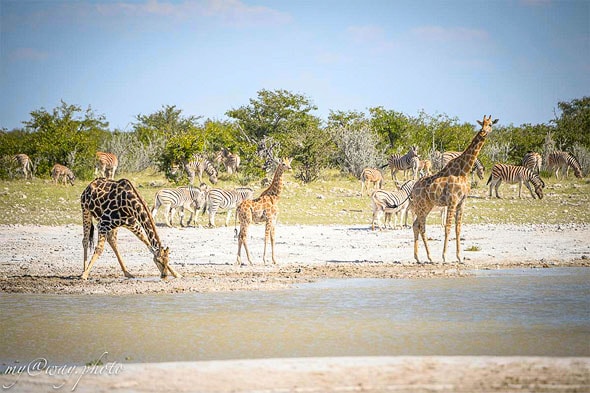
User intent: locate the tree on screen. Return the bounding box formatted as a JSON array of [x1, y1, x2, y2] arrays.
[[134, 105, 202, 145], [22, 101, 108, 177], [553, 96, 590, 148], [226, 89, 324, 179]]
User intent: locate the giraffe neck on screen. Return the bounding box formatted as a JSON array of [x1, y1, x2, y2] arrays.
[[263, 165, 285, 197], [452, 130, 487, 176], [128, 181, 163, 254]]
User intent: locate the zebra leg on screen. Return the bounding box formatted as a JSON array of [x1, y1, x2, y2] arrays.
[[494, 179, 502, 198], [165, 206, 174, 227], [81, 233, 107, 280], [106, 229, 134, 278]]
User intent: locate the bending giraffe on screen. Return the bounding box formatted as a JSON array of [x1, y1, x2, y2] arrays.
[[81, 177, 181, 280], [411, 115, 498, 263], [235, 157, 292, 266]]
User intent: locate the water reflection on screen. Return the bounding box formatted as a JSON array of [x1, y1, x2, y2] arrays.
[[1, 268, 589, 367]]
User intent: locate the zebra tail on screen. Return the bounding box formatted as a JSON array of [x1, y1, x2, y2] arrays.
[[379, 163, 389, 169], [201, 199, 208, 215], [486, 173, 492, 185]]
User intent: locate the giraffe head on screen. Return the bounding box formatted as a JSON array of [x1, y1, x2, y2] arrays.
[[279, 157, 293, 171], [476, 115, 499, 135], [154, 246, 171, 278]]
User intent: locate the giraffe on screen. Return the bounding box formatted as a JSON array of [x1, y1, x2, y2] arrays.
[[80, 177, 182, 280], [235, 157, 292, 266], [410, 115, 498, 263]]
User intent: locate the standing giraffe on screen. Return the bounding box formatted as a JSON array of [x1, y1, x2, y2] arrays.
[[235, 157, 292, 266], [411, 115, 498, 263], [80, 177, 181, 280]]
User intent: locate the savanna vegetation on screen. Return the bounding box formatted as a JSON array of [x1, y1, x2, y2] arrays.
[[0, 91, 589, 227]]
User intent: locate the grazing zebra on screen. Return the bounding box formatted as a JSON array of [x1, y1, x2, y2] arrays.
[[547, 151, 583, 179], [388, 146, 419, 180], [51, 163, 75, 186], [417, 159, 432, 177], [442, 151, 485, 182], [487, 164, 545, 199], [370, 180, 415, 231], [361, 168, 384, 197], [151, 184, 208, 227], [95, 152, 118, 179], [215, 148, 241, 175], [521, 151, 542, 175], [13, 154, 33, 179], [204, 187, 254, 227], [184, 154, 218, 185]]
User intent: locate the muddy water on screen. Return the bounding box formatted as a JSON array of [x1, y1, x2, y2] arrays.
[[1, 268, 589, 367]]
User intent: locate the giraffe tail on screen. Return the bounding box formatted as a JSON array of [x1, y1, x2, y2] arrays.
[[88, 223, 95, 253]]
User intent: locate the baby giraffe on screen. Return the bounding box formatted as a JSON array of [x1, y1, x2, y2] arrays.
[[235, 157, 292, 266]]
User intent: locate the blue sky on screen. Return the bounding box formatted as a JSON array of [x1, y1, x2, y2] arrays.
[[1, 0, 588, 131]]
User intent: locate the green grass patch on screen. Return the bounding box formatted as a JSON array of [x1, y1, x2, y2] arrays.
[[0, 170, 588, 226]]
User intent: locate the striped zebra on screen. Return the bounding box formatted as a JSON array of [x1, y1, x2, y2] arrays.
[[184, 154, 218, 185], [204, 187, 254, 227], [95, 152, 118, 179], [387, 146, 419, 180], [487, 163, 545, 199], [151, 184, 208, 227], [51, 163, 75, 186], [370, 180, 415, 231], [215, 148, 241, 175], [13, 154, 33, 179], [361, 168, 384, 197], [442, 151, 485, 182], [547, 151, 583, 179], [521, 151, 542, 175]]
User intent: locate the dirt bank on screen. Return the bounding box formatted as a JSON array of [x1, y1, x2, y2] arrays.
[[1, 223, 588, 294]]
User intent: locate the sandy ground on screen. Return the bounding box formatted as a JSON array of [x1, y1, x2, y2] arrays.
[[1, 356, 589, 393], [1, 223, 589, 392], [0, 222, 589, 294]]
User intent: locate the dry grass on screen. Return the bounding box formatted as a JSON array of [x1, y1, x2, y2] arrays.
[[1, 169, 589, 226]]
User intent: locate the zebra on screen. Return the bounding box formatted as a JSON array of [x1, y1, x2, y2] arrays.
[[184, 154, 218, 185], [51, 163, 75, 186], [151, 184, 208, 227], [521, 151, 542, 175], [215, 148, 241, 175], [370, 180, 416, 231], [360, 168, 384, 197], [442, 151, 485, 183], [387, 146, 419, 180], [487, 163, 545, 199], [13, 154, 33, 179], [95, 152, 118, 179], [203, 187, 254, 227], [547, 151, 583, 179]]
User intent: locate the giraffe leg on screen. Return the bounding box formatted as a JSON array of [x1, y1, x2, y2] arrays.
[[81, 233, 107, 280], [442, 205, 457, 264], [413, 215, 432, 263], [269, 221, 277, 265], [236, 222, 253, 266], [82, 211, 94, 272], [262, 221, 270, 265], [106, 229, 135, 278], [455, 203, 464, 263]]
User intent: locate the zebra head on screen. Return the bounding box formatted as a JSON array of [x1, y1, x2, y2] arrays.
[[533, 176, 545, 199]]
